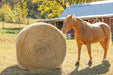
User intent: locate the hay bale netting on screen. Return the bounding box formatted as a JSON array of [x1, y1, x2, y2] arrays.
[[16, 23, 66, 70]]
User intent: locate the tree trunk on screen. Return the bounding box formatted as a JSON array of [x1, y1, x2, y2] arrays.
[[2, 22, 4, 29]]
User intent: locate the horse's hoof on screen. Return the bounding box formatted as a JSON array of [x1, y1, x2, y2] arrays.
[[88, 60, 92, 66], [102, 59, 107, 63], [102, 59, 105, 63], [75, 61, 79, 66]]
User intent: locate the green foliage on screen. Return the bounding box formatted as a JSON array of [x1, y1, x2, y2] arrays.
[[37, 0, 99, 19], [0, 0, 28, 24], [0, 4, 11, 21], [38, 1, 64, 19], [0, 0, 100, 21], [0, 0, 20, 8], [14, 2, 22, 17], [13, 0, 28, 23], [8, 11, 15, 23], [1, 3, 11, 13], [0, 9, 5, 21], [21, 0, 28, 19]]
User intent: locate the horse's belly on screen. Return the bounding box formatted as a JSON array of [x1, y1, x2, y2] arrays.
[[91, 31, 105, 43], [83, 31, 105, 43], [75, 27, 105, 44], [91, 37, 104, 43]]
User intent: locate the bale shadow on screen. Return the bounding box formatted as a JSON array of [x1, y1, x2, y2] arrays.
[[0, 65, 61, 75], [69, 61, 110, 75]]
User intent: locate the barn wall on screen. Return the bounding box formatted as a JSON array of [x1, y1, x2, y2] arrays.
[[107, 17, 113, 33], [45, 22, 56, 26], [86, 16, 113, 33], [103, 17, 110, 25], [44, 16, 113, 39]]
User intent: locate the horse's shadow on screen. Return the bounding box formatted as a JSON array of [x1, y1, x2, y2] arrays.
[[0, 65, 61, 75], [70, 61, 111, 75], [0, 61, 110, 75]]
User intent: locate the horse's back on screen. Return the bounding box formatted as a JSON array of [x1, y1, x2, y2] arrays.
[[91, 22, 111, 42], [84, 22, 110, 43], [98, 22, 111, 40], [94, 22, 111, 37], [93, 22, 110, 28]]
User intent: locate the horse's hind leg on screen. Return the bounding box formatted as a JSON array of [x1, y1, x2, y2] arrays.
[[100, 24, 111, 61], [100, 39, 111, 61], [100, 41, 106, 61]]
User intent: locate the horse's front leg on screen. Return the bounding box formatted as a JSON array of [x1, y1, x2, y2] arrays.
[[75, 42, 82, 66], [86, 42, 92, 66]]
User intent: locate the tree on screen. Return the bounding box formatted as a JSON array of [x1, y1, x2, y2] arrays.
[[26, 0, 38, 18], [21, 0, 28, 23], [13, 0, 28, 24], [14, 2, 22, 23], [0, 4, 11, 30], [0, 3, 12, 22], [53, 0, 99, 9], [0, 9, 5, 21], [38, 1, 64, 19], [0, 0, 20, 8], [1, 4, 16, 23], [8, 10, 15, 23], [36, 0, 99, 19], [0, 9, 5, 29]]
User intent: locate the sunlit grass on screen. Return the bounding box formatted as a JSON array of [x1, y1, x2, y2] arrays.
[[0, 22, 113, 75], [0, 34, 113, 75], [0, 22, 28, 34]]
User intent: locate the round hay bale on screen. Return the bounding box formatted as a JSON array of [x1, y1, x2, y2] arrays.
[[16, 23, 66, 70]]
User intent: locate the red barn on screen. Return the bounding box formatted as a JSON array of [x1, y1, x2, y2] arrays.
[[38, 0, 113, 39]]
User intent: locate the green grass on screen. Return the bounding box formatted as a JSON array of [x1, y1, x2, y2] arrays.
[[0, 22, 28, 34], [0, 22, 113, 75]]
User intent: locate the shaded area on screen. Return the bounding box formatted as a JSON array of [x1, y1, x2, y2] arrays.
[[0, 28, 23, 34], [70, 61, 110, 75], [0, 65, 61, 75]]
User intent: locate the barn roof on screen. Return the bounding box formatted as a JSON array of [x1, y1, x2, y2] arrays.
[[38, 17, 65, 22], [60, 0, 113, 18], [38, 0, 113, 22]]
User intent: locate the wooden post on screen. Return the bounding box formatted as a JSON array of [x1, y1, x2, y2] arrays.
[[19, 18, 20, 29], [102, 17, 104, 22], [1, 22, 4, 34], [2, 22, 4, 29], [27, 18, 29, 25], [18, 15, 20, 29]]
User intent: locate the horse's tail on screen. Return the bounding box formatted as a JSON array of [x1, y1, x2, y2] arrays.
[[101, 23, 112, 50]]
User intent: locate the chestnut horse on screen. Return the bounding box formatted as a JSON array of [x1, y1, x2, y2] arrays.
[[62, 14, 111, 66]]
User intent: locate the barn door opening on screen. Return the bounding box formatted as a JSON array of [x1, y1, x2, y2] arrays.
[[56, 22, 63, 30]]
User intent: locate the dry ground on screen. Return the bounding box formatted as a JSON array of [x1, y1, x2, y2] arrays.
[[0, 22, 113, 75]]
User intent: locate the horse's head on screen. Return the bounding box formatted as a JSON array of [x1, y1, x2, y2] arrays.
[[61, 14, 74, 34]]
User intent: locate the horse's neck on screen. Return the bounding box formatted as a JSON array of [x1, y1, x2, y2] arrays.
[[72, 18, 86, 33]]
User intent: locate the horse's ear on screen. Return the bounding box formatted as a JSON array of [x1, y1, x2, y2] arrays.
[[65, 14, 67, 17], [71, 14, 73, 16], [71, 14, 73, 18]]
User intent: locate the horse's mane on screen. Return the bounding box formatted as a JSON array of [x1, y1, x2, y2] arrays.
[[76, 17, 83, 22], [84, 21, 91, 25], [72, 16, 90, 26]]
